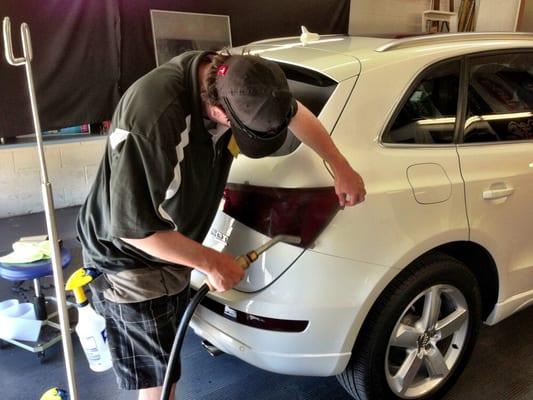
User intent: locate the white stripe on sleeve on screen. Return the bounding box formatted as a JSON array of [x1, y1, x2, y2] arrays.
[[157, 115, 191, 230], [109, 128, 130, 149]]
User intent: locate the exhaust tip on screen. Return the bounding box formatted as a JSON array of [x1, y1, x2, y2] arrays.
[[201, 340, 224, 357]]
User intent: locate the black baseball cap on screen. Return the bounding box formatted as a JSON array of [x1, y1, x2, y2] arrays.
[[216, 55, 298, 158]]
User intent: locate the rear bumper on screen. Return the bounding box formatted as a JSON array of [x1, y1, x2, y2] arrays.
[[191, 311, 351, 376], [190, 250, 393, 376]]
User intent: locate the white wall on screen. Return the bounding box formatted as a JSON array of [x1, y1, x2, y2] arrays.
[[349, 0, 432, 34], [349, 0, 522, 34], [0, 138, 106, 218]]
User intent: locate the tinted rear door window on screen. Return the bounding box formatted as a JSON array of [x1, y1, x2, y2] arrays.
[[463, 52, 533, 143]]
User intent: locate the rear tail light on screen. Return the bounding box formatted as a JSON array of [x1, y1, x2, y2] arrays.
[[222, 184, 340, 248]]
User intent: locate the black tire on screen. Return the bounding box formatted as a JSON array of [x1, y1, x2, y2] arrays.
[[337, 253, 482, 400]]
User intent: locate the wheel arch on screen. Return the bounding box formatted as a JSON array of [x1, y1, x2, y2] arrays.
[[347, 240, 498, 359], [338, 249, 485, 399], [432, 241, 499, 321]]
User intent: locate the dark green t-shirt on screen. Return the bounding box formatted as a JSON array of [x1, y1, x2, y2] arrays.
[[77, 51, 233, 301]]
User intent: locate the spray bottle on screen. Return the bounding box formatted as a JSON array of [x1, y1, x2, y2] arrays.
[[40, 387, 69, 400], [65, 267, 112, 372]]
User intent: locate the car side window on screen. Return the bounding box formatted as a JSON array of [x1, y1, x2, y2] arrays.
[[464, 52, 533, 143], [384, 60, 460, 145]]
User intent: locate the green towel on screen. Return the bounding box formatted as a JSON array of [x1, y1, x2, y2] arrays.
[[0, 240, 52, 264]]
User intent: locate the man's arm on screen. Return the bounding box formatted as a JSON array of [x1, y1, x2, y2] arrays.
[[121, 231, 244, 291], [288, 101, 366, 207]]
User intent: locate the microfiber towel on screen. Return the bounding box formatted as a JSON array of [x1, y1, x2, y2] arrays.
[[0, 240, 52, 264]]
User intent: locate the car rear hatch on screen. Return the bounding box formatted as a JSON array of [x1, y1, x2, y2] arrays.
[[198, 41, 360, 293]]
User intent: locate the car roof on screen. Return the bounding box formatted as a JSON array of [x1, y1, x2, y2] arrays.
[[374, 32, 533, 51], [236, 33, 533, 81]]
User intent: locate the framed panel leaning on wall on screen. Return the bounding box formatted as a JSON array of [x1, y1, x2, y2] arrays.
[[474, 0, 522, 31], [150, 10, 232, 66]]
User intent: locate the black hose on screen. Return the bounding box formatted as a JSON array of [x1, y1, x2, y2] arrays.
[[160, 283, 210, 400]]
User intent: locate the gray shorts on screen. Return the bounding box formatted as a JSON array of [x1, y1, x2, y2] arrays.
[[91, 287, 190, 390]]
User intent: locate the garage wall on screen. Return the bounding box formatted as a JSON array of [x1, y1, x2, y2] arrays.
[[349, 0, 523, 34], [0, 138, 106, 218], [349, 0, 431, 34]]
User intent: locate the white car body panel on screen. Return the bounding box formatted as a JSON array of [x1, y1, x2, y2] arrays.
[[203, 214, 305, 292], [247, 42, 361, 81], [193, 34, 533, 376], [310, 61, 469, 266], [457, 142, 533, 299], [486, 288, 533, 325], [191, 250, 396, 376]]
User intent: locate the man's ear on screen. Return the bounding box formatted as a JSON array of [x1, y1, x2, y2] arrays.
[[208, 105, 230, 127]]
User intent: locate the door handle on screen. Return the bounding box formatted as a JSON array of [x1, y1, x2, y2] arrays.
[[482, 187, 514, 200]]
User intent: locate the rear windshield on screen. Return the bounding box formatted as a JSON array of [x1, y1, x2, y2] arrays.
[[272, 62, 337, 155], [279, 63, 337, 115]]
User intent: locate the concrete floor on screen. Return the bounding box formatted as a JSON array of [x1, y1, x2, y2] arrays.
[[0, 207, 531, 400]]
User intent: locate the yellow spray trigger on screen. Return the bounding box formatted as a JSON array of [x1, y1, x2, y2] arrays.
[[65, 267, 95, 305]]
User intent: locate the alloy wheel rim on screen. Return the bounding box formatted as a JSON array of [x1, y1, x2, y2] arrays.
[[385, 284, 469, 399]]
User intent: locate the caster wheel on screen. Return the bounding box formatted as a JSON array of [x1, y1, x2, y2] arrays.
[[0, 339, 7, 349], [37, 351, 46, 363]]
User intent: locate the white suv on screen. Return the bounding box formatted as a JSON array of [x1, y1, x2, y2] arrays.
[[191, 33, 533, 400]]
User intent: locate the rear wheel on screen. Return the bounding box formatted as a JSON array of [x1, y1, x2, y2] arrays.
[[337, 253, 482, 400]]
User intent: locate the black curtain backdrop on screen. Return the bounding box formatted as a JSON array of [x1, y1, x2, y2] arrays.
[[0, 0, 121, 138], [0, 0, 349, 138]]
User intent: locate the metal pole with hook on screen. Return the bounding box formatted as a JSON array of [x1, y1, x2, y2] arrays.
[[2, 17, 79, 400]]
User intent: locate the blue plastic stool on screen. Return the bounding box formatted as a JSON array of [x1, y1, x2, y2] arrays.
[[0, 248, 71, 280], [0, 247, 74, 361]]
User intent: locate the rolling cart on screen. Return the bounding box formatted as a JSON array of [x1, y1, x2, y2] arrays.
[[0, 247, 75, 362]]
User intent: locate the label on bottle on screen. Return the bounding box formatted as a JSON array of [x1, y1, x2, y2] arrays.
[[79, 336, 101, 361]]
